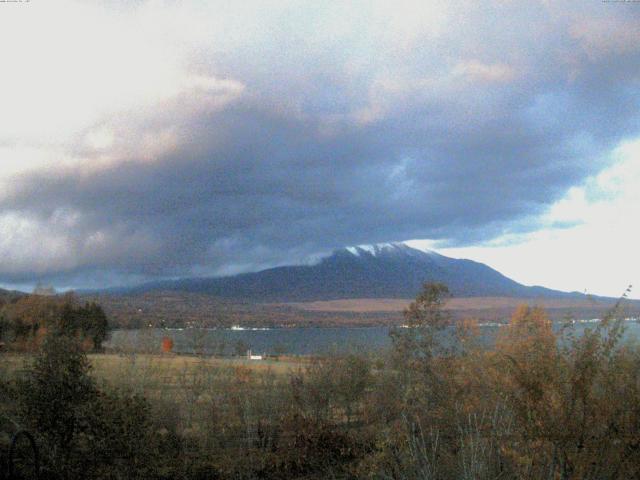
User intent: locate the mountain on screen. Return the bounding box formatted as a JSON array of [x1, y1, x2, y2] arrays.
[[0, 287, 26, 299], [120, 243, 583, 302]]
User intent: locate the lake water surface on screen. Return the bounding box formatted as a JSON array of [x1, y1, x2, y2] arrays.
[[106, 319, 640, 356]]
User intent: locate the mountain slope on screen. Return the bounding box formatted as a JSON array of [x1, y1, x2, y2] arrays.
[[123, 243, 582, 302], [0, 287, 26, 303]]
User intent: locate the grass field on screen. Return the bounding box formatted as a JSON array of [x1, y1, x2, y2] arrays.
[[280, 296, 640, 322], [1, 352, 308, 390], [284, 296, 622, 312]]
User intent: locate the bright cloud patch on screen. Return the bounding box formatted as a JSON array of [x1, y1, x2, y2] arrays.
[[413, 139, 640, 298]]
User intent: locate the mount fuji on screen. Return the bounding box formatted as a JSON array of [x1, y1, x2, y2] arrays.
[[117, 243, 583, 302]]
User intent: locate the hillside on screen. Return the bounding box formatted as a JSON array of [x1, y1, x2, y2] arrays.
[[122, 243, 584, 302], [84, 291, 640, 330], [0, 287, 26, 304]]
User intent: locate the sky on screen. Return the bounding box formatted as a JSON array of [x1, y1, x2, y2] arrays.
[[0, 0, 639, 297]]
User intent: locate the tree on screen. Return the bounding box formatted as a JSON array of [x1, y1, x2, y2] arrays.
[[389, 283, 453, 421], [333, 354, 371, 424], [403, 282, 452, 330], [16, 334, 158, 479], [79, 302, 109, 350], [16, 335, 98, 479], [391, 282, 452, 363], [1, 294, 110, 351]]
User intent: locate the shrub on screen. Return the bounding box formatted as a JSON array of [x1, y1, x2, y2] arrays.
[[15, 335, 158, 479]]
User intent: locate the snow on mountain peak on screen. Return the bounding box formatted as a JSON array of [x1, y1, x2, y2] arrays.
[[343, 242, 414, 257]]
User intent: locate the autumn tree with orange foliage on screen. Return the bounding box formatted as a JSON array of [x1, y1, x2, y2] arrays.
[[161, 336, 174, 353], [492, 305, 565, 475], [495, 304, 559, 403], [487, 298, 640, 479], [370, 292, 640, 480]]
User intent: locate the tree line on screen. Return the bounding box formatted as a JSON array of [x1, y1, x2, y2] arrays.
[[0, 293, 109, 351]]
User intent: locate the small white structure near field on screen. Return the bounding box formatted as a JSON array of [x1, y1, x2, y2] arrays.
[[247, 350, 263, 360]]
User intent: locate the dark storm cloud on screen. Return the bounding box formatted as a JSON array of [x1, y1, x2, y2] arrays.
[[2, 0, 640, 287]]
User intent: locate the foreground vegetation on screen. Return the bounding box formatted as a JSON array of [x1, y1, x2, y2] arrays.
[[2, 284, 640, 479]]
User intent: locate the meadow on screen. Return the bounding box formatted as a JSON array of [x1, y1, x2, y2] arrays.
[[2, 352, 307, 387]]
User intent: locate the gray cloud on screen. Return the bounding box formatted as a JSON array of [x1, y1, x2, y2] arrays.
[[1, 1, 640, 287]]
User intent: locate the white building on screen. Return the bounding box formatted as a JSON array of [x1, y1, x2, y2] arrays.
[[247, 350, 263, 360]]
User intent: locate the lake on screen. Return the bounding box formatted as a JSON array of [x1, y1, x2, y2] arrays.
[[105, 318, 640, 356]]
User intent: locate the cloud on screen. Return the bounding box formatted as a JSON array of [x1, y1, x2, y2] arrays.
[[417, 138, 640, 298], [452, 60, 517, 84], [1, 0, 640, 287]]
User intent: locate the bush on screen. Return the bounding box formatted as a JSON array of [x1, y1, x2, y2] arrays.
[[15, 335, 158, 479]]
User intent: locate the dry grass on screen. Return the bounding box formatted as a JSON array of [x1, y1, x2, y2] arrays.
[[91, 353, 305, 378], [283, 296, 621, 313], [1, 352, 306, 387]]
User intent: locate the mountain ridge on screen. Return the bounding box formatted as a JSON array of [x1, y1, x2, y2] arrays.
[[102, 243, 587, 302]]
